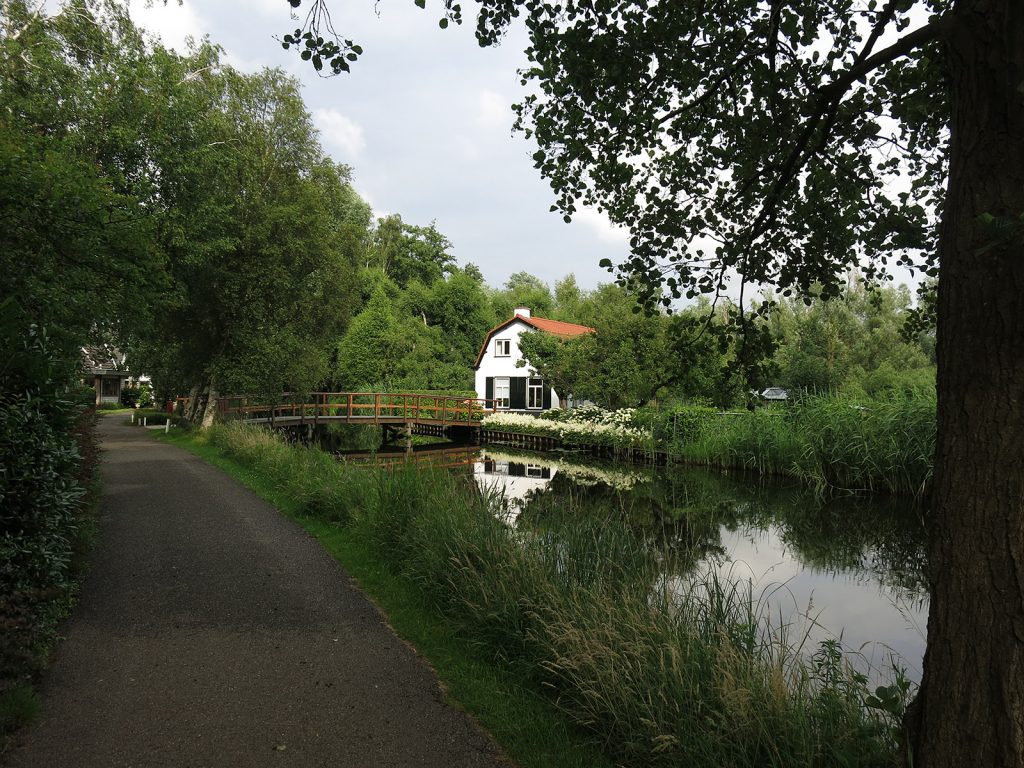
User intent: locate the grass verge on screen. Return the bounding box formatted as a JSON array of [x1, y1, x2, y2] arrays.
[[158, 426, 612, 768]]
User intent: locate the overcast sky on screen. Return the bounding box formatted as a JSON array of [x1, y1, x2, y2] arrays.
[[120, 0, 631, 293]]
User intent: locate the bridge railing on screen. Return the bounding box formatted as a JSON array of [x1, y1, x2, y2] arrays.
[[215, 392, 496, 426]]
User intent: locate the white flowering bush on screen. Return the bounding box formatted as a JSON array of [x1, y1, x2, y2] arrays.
[[482, 408, 649, 450]]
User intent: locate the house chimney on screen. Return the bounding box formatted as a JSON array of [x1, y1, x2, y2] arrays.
[[514, 306, 531, 318]]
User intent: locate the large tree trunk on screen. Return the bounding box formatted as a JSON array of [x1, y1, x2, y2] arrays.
[[183, 383, 218, 428], [910, 1, 1024, 765]]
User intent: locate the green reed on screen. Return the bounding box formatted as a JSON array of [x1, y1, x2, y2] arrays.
[[664, 392, 935, 497]]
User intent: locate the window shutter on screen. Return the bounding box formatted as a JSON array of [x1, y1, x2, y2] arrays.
[[485, 377, 494, 402], [510, 377, 527, 410], [543, 384, 552, 410]]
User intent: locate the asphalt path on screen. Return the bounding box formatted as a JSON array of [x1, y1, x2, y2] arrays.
[[3, 414, 507, 768]]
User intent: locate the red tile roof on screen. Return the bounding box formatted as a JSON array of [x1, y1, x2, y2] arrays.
[[519, 314, 595, 338], [473, 314, 595, 369]]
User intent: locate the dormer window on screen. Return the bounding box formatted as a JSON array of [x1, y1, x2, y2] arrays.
[[495, 338, 511, 357]]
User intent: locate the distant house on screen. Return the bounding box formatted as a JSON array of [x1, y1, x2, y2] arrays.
[[760, 387, 790, 402], [473, 307, 595, 412], [82, 345, 131, 406]]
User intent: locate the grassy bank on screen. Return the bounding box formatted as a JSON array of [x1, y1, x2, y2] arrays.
[[481, 393, 935, 497], [163, 422, 906, 768], [652, 392, 936, 497]]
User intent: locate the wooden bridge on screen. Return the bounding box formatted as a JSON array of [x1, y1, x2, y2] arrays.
[[215, 392, 495, 432]]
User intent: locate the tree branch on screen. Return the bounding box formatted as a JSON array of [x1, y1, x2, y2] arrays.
[[733, 16, 947, 270]]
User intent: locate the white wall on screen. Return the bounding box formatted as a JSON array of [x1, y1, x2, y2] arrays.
[[474, 319, 562, 408]]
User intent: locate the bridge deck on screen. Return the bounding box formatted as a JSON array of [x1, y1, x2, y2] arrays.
[[214, 392, 496, 429]]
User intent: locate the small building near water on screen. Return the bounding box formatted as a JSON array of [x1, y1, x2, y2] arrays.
[[473, 307, 594, 412], [760, 387, 790, 403], [82, 345, 131, 406]]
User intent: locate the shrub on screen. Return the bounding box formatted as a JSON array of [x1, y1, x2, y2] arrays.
[[0, 306, 98, 724]]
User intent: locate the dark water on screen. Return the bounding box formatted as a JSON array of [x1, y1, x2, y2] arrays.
[[334, 435, 929, 682]]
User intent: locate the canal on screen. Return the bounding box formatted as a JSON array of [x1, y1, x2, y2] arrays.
[[336, 438, 928, 684]]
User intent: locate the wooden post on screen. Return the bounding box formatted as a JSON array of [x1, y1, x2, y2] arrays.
[[347, 393, 353, 422]]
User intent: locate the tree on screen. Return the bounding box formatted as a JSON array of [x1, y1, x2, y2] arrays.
[[490, 271, 554, 318], [290, 0, 1023, 764], [125, 49, 366, 422], [365, 214, 455, 289], [518, 283, 675, 408], [770, 278, 935, 395], [335, 285, 405, 389], [0, 1, 162, 349]]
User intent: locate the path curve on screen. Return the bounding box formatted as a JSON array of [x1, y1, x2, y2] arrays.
[[3, 415, 507, 768]]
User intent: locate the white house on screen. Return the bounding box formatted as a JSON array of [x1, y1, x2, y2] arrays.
[[82, 345, 131, 406], [473, 307, 594, 412]]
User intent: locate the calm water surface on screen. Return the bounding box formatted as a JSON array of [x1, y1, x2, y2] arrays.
[[339, 439, 929, 682]]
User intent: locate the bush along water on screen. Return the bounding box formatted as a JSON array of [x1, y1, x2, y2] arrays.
[[201, 421, 908, 767], [0, 307, 100, 735]]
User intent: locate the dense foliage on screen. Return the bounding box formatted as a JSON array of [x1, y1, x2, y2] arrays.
[[0, 302, 97, 729]]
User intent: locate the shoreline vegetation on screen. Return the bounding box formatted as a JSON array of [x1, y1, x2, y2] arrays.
[[480, 391, 935, 498], [164, 421, 911, 768]]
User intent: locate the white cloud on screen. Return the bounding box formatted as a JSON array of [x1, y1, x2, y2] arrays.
[[355, 187, 389, 221], [477, 89, 509, 129], [128, 0, 206, 53], [314, 108, 367, 160], [574, 206, 630, 246]]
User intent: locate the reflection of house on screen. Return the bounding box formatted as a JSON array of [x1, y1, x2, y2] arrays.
[[82, 345, 131, 406], [473, 452, 556, 525], [473, 307, 594, 412]]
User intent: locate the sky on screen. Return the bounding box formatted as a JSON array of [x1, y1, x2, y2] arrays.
[[122, 0, 631, 293]]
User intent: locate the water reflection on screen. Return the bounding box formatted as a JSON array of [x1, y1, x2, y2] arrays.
[[473, 447, 929, 681], [325, 435, 928, 682]]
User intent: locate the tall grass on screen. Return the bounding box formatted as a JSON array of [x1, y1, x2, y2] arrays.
[[658, 392, 935, 497], [204, 422, 903, 767]]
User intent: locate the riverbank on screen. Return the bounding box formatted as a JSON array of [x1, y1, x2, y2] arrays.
[[165, 421, 908, 768], [480, 392, 935, 497]]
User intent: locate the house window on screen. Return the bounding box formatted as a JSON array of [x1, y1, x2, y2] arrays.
[[527, 377, 544, 409], [494, 377, 510, 409], [494, 338, 511, 357], [101, 377, 120, 398]]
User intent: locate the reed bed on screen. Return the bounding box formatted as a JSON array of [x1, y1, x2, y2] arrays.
[[203, 422, 902, 767], [662, 392, 935, 497]]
